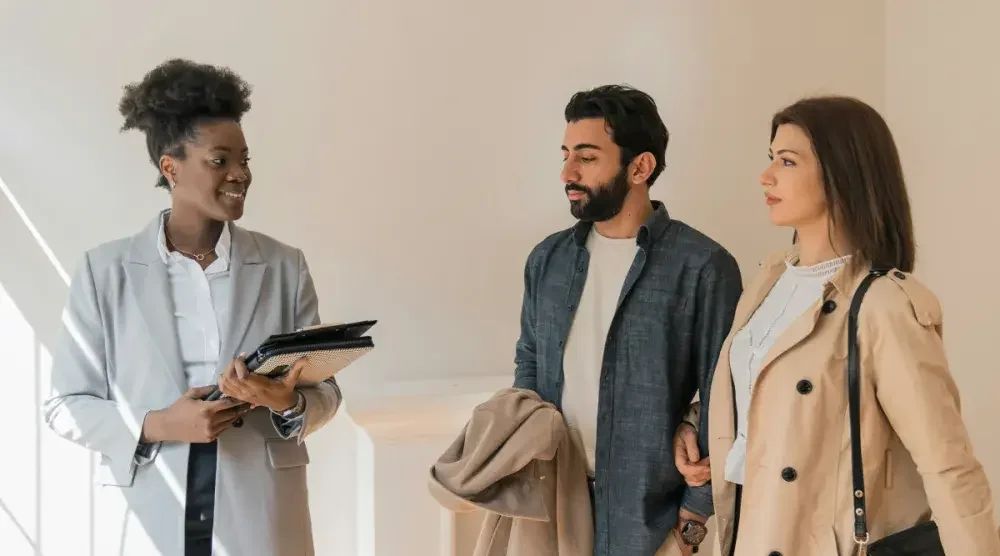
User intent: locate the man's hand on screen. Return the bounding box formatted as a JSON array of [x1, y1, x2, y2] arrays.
[[141, 386, 250, 443], [674, 422, 711, 486], [217, 354, 308, 413], [672, 507, 708, 556]]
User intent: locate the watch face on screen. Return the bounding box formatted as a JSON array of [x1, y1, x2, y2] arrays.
[[681, 521, 708, 545]]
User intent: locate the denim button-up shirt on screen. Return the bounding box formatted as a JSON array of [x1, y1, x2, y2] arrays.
[[513, 202, 742, 555]]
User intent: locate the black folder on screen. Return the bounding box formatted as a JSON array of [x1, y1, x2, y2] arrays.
[[203, 320, 376, 401]]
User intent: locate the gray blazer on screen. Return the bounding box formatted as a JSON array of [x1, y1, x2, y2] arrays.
[[42, 214, 340, 556]]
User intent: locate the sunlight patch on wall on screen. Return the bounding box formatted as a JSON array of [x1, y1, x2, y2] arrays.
[[0, 282, 40, 556], [1, 282, 96, 555]]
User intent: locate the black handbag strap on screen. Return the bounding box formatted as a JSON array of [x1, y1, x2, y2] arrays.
[[847, 265, 893, 545]]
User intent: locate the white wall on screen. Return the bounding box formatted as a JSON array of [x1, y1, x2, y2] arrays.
[[885, 0, 1000, 513], [0, 1, 931, 555], [0, 0, 886, 388]]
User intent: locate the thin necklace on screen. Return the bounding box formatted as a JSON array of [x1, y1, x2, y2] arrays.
[[164, 231, 214, 262]]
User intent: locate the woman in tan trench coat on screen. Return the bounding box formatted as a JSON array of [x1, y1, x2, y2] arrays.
[[674, 96, 1000, 555]]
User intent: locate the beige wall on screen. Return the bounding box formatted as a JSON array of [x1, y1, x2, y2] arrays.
[[885, 0, 1000, 512], [0, 0, 885, 391], [6, 1, 994, 554]]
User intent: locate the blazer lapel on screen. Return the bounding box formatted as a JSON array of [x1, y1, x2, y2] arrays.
[[219, 225, 266, 368], [124, 216, 187, 394]]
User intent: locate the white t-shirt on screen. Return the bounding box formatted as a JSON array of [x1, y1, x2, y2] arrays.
[[561, 228, 637, 476]]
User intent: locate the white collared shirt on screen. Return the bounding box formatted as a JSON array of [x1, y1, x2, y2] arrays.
[[156, 210, 233, 390]]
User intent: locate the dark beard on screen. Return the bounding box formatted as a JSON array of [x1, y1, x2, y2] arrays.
[[566, 166, 630, 222]]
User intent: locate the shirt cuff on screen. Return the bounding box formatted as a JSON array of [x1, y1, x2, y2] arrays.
[[271, 413, 305, 439], [270, 391, 306, 439], [133, 441, 161, 466], [681, 483, 715, 518]]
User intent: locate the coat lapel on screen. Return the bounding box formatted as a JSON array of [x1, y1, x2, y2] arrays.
[[218, 225, 266, 369], [754, 250, 861, 377], [708, 253, 786, 441], [124, 215, 187, 394], [731, 252, 789, 336], [756, 301, 824, 371]]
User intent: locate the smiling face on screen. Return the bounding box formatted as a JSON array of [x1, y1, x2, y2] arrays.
[[160, 119, 252, 222], [560, 117, 631, 222], [759, 123, 828, 230]]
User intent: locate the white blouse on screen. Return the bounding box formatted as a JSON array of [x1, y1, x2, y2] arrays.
[[156, 211, 233, 390], [724, 255, 849, 484]]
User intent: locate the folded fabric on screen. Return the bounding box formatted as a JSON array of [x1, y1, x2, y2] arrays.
[[429, 388, 593, 556]]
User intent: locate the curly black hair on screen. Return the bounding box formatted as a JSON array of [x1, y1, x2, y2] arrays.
[[118, 58, 253, 189], [565, 84, 669, 187]]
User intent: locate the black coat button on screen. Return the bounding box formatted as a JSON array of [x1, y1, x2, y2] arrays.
[[796, 379, 813, 394], [821, 300, 837, 314], [781, 467, 797, 482], [234, 417, 244, 428], [894, 271, 906, 280]]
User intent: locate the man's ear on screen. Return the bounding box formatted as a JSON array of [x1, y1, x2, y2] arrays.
[[630, 152, 656, 185]]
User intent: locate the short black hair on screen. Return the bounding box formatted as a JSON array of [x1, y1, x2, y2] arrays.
[[118, 58, 253, 189], [564, 84, 669, 186]]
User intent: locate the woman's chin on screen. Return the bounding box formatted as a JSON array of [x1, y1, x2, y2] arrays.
[[214, 201, 245, 221], [767, 210, 790, 227], [766, 207, 806, 229]]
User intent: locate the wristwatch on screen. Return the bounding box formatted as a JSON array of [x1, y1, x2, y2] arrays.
[[679, 519, 708, 550], [277, 391, 306, 419]]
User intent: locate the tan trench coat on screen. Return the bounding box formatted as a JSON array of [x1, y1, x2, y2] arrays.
[[428, 388, 595, 556], [705, 248, 1000, 556]]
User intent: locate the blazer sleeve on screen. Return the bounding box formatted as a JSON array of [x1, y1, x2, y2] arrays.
[[270, 249, 342, 442], [868, 274, 1000, 555], [42, 253, 154, 485]]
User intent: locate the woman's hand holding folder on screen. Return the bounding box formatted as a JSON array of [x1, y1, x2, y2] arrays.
[[200, 320, 376, 403], [140, 386, 251, 443], [216, 353, 309, 413]]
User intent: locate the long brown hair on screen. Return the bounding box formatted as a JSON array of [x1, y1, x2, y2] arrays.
[[772, 96, 915, 272]]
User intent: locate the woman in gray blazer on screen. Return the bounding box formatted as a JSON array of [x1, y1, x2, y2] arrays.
[[42, 58, 341, 556]]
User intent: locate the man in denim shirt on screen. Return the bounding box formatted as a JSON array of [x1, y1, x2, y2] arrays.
[[513, 85, 742, 555]]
